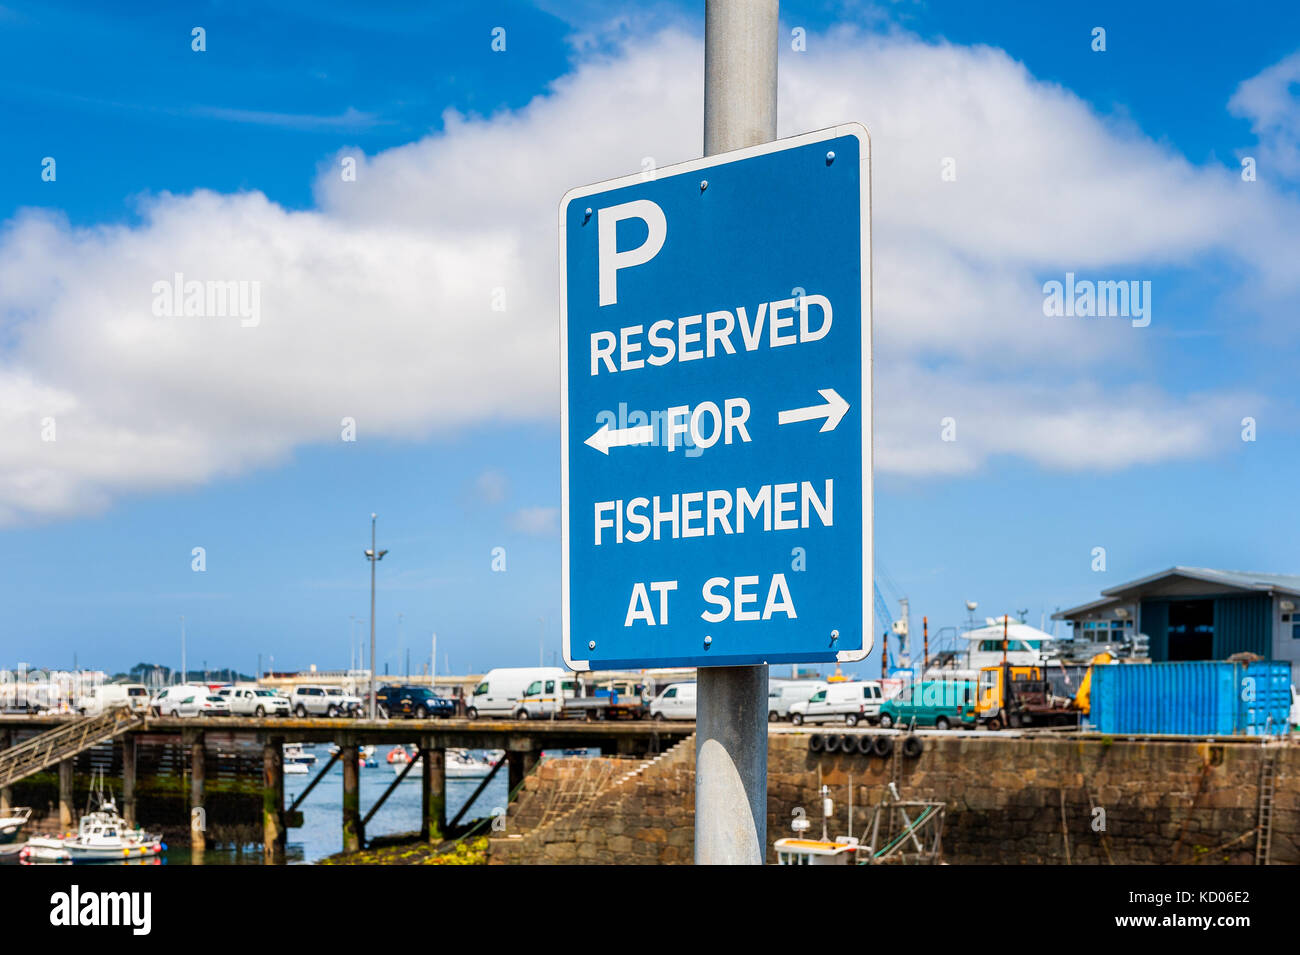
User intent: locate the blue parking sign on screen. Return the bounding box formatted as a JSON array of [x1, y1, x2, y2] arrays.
[[560, 124, 871, 670]]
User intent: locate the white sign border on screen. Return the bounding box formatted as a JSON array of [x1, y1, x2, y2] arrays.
[[559, 122, 873, 672]]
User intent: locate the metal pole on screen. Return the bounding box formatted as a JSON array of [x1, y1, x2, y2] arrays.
[[180, 615, 186, 685], [696, 0, 777, 866], [923, 616, 928, 677], [369, 514, 377, 719]]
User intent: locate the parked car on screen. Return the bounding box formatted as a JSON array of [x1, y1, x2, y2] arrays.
[[877, 680, 976, 730], [218, 686, 290, 717], [467, 667, 569, 718], [290, 684, 362, 718], [376, 685, 455, 719], [649, 682, 697, 721], [162, 692, 231, 718], [789, 681, 883, 726], [768, 680, 828, 721], [151, 685, 218, 717], [76, 683, 150, 716]]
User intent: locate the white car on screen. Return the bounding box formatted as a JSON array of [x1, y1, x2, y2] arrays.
[[151, 685, 219, 717], [650, 683, 696, 721], [290, 684, 361, 718], [162, 691, 231, 718], [219, 686, 290, 717], [789, 681, 883, 726]]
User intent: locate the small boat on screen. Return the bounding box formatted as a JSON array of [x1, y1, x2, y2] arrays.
[[284, 761, 309, 775], [388, 745, 420, 775], [445, 748, 501, 779], [20, 783, 164, 864], [282, 743, 317, 766], [0, 806, 33, 857], [0, 806, 33, 845]]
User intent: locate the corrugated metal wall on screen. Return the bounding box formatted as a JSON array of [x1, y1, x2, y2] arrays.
[[1092, 661, 1291, 735], [1214, 594, 1272, 658], [1139, 600, 1169, 661], [1141, 595, 1272, 662]]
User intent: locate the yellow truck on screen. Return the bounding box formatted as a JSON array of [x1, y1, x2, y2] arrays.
[[973, 653, 1111, 730]]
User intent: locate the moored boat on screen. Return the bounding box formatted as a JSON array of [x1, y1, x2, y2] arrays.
[[20, 793, 164, 864]]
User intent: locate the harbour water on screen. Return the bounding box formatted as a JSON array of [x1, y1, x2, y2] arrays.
[[115, 749, 508, 866]]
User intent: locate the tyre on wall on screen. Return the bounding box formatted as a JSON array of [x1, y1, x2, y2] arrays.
[[871, 735, 894, 758], [902, 735, 924, 758], [823, 734, 841, 753], [855, 735, 873, 755], [839, 735, 855, 753], [809, 733, 825, 753]]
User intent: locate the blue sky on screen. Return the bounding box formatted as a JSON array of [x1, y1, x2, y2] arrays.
[[1, 0, 1297, 677]]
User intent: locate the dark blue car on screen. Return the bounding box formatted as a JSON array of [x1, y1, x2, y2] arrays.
[[376, 685, 456, 719]]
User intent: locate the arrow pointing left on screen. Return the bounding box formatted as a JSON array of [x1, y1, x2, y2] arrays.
[[585, 422, 656, 455]]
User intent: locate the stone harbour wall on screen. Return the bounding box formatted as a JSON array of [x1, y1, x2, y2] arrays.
[[490, 731, 1299, 865]]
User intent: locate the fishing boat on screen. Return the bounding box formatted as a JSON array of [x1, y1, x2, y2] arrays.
[[20, 783, 164, 863], [283, 742, 317, 766], [446, 748, 501, 779], [0, 806, 32, 845], [0, 806, 33, 857]]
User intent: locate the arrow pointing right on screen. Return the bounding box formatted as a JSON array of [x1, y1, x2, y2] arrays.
[[777, 388, 851, 433]]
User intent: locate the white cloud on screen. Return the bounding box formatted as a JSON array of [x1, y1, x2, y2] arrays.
[[1, 28, 1297, 524], [508, 506, 559, 535], [471, 469, 510, 506], [1230, 50, 1300, 179]]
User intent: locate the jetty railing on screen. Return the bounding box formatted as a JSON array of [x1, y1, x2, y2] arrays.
[[0, 709, 143, 788]]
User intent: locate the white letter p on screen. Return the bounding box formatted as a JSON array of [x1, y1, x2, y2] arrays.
[[598, 199, 666, 307]]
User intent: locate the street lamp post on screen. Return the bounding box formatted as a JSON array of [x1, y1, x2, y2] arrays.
[[364, 513, 388, 719]]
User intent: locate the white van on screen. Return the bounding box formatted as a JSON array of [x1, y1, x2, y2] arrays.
[[515, 674, 581, 718], [768, 680, 828, 721], [468, 667, 569, 718], [789, 681, 883, 726], [77, 683, 150, 716], [650, 683, 696, 721]]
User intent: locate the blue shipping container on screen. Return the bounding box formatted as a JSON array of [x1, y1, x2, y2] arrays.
[[1091, 661, 1291, 736]]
